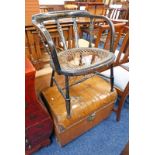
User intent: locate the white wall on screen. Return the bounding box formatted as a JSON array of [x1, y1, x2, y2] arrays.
[[39, 0, 65, 5]]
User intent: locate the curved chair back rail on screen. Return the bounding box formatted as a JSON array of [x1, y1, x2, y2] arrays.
[[32, 10, 115, 75]]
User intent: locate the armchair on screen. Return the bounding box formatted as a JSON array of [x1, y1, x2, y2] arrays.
[[32, 10, 116, 118]]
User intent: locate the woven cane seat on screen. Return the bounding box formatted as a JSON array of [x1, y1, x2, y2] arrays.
[[58, 47, 115, 76]]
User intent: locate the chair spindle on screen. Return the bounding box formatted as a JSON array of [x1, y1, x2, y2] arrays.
[[56, 19, 67, 50], [89, 18, 94, 48], [72, 17, 79, 48]]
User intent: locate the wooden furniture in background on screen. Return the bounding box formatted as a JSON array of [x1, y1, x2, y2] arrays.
[[101, 63, 129, 121], [95, 23, 129, 66], [25, 0, 40, 25], [65, 0, 102, 3], [85, 3, 108, 15], [25, 58, 53, 155], [107, 7, 129, 20], [25, 20, 76, 70], [113, 0, 129, 9], [98, 26, 129, 121], [64, 4, 78, 10], [77, 0, 102, 2], [64, 1, 107, 10], [39, 5, 64, 12], [120, 141, 129, 155]]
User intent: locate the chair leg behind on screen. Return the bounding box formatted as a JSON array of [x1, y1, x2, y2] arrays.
[[50, 70, 55, 87], [65, 75, 71, 118], [116, 82, 129, 121], [110, 65, 114, 92]]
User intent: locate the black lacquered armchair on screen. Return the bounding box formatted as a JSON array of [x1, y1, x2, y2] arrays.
[[32, 10, 115, 118]]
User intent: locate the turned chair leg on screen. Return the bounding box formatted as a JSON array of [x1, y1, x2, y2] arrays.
[[110, 65, 114, 92], [116, 82, 129, 121], [50, 70, 55, 87], [65, 75, 71, 118]]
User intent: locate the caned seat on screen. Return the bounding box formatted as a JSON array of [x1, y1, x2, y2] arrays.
[[32, 10, 116, 118], [58, 47, 114, 76]]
